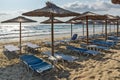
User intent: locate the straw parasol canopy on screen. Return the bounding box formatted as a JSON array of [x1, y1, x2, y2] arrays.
[[112, 0, 120, 4], [66, 20, 78, 38], [22, 2, 80, 56], [1, 16, 37, 54], [22, 2, 80, 17], [71, 11, 106, 20], [41, 18, 64, 24], [105, 14, 119, 36], [71, 11, 106, 44]]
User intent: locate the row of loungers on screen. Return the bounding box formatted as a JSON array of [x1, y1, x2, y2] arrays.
[[3, 42, 41, 54], [20, 53, 79, 74]]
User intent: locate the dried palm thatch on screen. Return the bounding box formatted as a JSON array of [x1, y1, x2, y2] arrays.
[[112, 0, 120, 4], [22, 2, 80, 17]]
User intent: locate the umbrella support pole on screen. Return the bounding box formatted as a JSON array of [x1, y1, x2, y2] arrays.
[[86, 16, 89, 44], [83, 23, 84, 36], [105, 20, 107, 41], [20, 22, 22, 54], [117, 20, 119, 37], [51, 15, 54, 56], [93, 22, 95, 35], [71, 23, 73, 38], [102, 24, 104, 34]]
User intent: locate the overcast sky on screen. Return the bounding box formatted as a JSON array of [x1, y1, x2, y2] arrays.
[[0, 0, 119, 25]]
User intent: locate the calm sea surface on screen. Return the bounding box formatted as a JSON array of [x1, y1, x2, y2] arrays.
[[0, 24, 116, 43]]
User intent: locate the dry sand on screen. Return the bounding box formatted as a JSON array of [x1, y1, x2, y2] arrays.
[[0, 36, 120, 80]]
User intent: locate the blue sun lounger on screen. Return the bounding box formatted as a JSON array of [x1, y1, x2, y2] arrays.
[[20, 54, 54, 74], [91, 40, 116, 48], [80, 44, 110, 52], [56, 52, 78, 62], [66, 46, 101, 56], [66, 46, 88, 54], [59, 34, 78, 43], [29, 62, 53, 73], [20, 54, 43, 65]]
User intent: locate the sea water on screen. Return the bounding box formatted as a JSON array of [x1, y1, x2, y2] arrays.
[[0, 24, 117, 43]]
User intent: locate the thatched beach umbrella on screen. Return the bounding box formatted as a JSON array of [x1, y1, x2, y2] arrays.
[[66, 20, 78, 38], [22, 2, 80, 56], [71, 11, 106, 44], [105, 14, 119, 37], [112, 0, 120, 4], [1, 16, 37, 54], [69, 19, 85, 36]]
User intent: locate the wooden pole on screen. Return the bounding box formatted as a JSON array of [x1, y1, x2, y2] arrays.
[[93, 22, 95, 35], [71, 23, 73, 38], [110, 23, 111, 33], [20, 22, 22, 54], [102, 23, 104, 34], [105, 20, 107, 41], [51, 14, 54, 56], [83, 23, 84, 36], [117, 20, 119, 36], [114, 22, 115, 32], [86, 16, 89, 44]]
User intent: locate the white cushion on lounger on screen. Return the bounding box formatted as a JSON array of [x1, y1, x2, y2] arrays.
[[4, 45, 19, 52]]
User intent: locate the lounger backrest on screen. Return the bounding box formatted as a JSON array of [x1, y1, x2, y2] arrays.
[[71, 34, 78, 40]]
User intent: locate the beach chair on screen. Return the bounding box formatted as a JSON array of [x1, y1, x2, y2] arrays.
[[3, 44, 20, 54], [20, 54, 54, 74], [108, 36, 120, 42], [29, 61, 53, 73], [42, 51, 63, 63], [66, 46, 101, 56], [23, 42, 41, 53], [56, 52, 78, 62], [91, 40, 116, 48], [59, 34, 78, 44], [44, 41, 60, 47], [80, 43, 109, 52], [20, 54, 43, 65], [66, 46, 88, 55]]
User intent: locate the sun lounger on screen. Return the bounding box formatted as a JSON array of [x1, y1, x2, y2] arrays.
[[20, 54, 54, 74], [20, 54, 43, 65], [29, 62, 53, 73], [26, 42, 40, 49], [59, 34, 78, 44], [23, 42, 41, 53], [44, 41, 60, 47], [56, 52, 78, 62], [66, 46, 101, 56], [66, 46, 87, 54], [80, 43, 109, 52], [91, 40, 116, 48], [42, 51, 62, 60], [3, 44, 20, 54]]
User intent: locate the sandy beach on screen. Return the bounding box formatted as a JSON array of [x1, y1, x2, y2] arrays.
[[0, 0, 119, 80], [0, 36, 120, 80]]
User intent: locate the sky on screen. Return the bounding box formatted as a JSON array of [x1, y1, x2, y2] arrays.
[[0, 0, 120, 25]]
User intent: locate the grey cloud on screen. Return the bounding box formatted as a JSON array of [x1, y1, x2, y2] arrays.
[[0, 13, 9, 16], [63, 1, 120, 12]]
